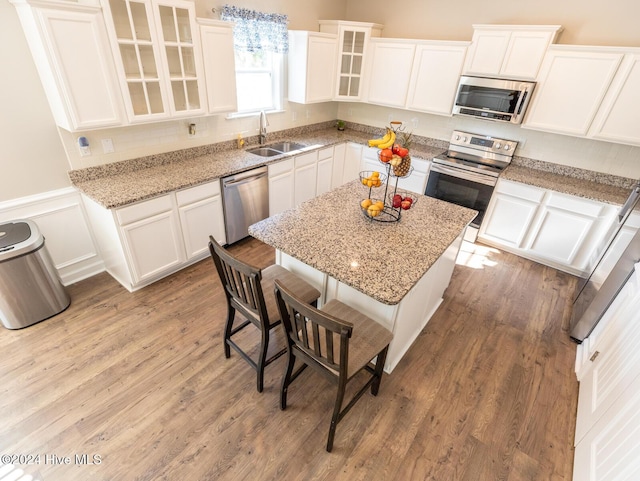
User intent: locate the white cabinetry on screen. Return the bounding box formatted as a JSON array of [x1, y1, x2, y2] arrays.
[[294, 151, 318, 207], [102, 0, 207, 122], [288, 31, 337, 104], [405, 42, 468, 116], [589, 52, 640, 146], [342, 142, 363, 184], [319, 20, 383, 101], [176, 180, 225, 258], [365, 38, 415, 108], [316, 147, 335, 196], [523, 46, 625, 137], [268, 158, 294, 216], [83, 181, 225, 291], [12, 0, 124, 131], [464, 25, 562, 80], [331, 143, 346, 189], [479, 179, 618, 276], [116, 194, 185, 284], [197, 19, 237, 114], [573, 273, 640, 481], [361, 146, 430, 195]]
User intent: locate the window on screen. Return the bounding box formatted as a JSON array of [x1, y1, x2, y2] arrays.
[[234, 49, 283, 114], [220, 5, 288, 115]]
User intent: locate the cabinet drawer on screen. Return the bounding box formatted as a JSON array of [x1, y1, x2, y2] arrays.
[[318, 146, 333, 160], [496, 179, 545, 203], [116, 195, 173, 225], [269, 158, 294, 176], [546, 191, 605, 218], [176, 181, 220, 206], [295, 151, 318, 168]]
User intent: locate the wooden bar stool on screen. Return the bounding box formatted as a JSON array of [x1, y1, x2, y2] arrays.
[[208, 236, 320, 392], [274, 279, 393, 452]]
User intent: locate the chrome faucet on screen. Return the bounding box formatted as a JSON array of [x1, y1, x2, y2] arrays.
[[259, 110, 269, 145]]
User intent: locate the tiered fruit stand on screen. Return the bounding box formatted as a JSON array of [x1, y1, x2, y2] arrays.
[[360, 122, 417, 222]]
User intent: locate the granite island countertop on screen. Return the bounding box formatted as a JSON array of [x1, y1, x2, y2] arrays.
[[248, 180, 477, 305]]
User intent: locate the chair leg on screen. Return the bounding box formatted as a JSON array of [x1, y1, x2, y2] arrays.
[[223, 305, 236, 359], [256, 324, 270, 393], [327, 377, 347, 452], [280, 350, 295, 410], [371, 346, 389, 396]]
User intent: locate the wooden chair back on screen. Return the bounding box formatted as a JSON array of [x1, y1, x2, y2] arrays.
[[274, 279, 353, 377], [208, 236, 268, 325]]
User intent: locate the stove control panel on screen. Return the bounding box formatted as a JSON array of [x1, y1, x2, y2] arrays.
[[450, 130, 518, 155]]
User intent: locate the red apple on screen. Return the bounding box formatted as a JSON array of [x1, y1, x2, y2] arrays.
[[401, 199, 412, 210], [392, 194, 402, 208], [379, 148, 393, 163]]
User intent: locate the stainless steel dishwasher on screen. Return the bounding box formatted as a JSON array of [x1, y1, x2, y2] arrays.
[[221, 166, 269, 244]]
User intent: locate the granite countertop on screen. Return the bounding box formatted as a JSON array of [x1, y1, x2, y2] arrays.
[[503, 161, 636, 206], [249, 180, 477, 305], [69, 124, 446, 209]]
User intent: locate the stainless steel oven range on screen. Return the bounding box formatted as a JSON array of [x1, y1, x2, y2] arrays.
[[425, 130, 518, 232]]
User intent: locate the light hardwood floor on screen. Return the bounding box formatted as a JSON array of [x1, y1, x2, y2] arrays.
[[0, 238, 579, 481]]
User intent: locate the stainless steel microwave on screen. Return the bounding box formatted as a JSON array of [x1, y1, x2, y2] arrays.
[[452, 76, 536, 124]]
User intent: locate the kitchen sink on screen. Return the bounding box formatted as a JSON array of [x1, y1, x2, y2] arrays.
[[247, 141, 308, 157], [267, 141, 307, 153], [246, 147, 282, 157]]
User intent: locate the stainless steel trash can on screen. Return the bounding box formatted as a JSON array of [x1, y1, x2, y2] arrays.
[[0, 219, 70, 329]]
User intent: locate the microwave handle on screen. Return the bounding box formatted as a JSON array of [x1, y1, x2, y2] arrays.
[[515, 91, 529, 115]]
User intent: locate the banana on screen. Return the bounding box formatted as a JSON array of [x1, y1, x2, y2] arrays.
[[368, 128, 392, 147], [377, 130, 396, 150]]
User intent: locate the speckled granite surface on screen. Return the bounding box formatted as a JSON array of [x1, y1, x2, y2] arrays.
[[249, 180, 477, 305], [504, 158, 637, 206], [69, 120, 637, 209], [69, 123, 445, 209]]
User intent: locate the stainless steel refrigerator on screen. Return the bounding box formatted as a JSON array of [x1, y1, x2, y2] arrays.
[[570, 182, 640, 342]]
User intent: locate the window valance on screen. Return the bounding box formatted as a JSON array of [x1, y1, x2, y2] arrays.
[[220, 5, 289, 54]]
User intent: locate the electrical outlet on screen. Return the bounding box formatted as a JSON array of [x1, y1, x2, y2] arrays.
[[77, 136, 91, 157], [411, 118, 419, 129], [292, 111, 297, 121], [102, 138, 114, 153]]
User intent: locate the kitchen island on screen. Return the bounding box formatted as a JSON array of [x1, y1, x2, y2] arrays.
[[249, 180, 477, 372]]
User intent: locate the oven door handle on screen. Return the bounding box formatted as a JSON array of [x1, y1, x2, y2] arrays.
[[429, 163, 497, 186]]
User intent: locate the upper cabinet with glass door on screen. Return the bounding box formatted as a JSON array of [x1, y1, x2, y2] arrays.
[[101, 0, 206, 122], [319, 21, 383, 101]]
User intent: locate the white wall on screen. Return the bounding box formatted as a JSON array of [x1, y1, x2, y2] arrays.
[[0, 0, 71, 203], [345, 0, 640, 47]]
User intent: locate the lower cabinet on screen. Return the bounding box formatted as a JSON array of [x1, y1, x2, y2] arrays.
[[176, 181, 226, 257], [361, 146, 430, 195], [342, 142, 364, 185], [573, 272, 640, 481], [294, 151, 318, 206], [316, 147, 334, 196], [83, 180, 225, 292], [479, 179, 618, 276], [268, 158, 295, 216]]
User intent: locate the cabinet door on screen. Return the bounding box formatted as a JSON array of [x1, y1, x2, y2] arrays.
[[288, 31, 337, 104], [406, 43, 467, 115], [120, 209, 184, 283], [480, 192, 541, 248], [178, 190, 225, 259], [366, 40, 415, 107], [198, 20, 237, 114], [523, 48, 624, 136], [500, 30, 557, 79], [335, 27, 369, 100], [153, 0, 206, 117], [331, 143, 346, 189], [294, 151, 318, 206], [18, 3, 124, 131], [526, 192, 606, 268], [103, 0, 169, 121], [464, 29, 510, 76], [342, 142, 363, 185], [590, 53, 640, 146], [316, 148, 334, 196], [268, 159, 294, 216]]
